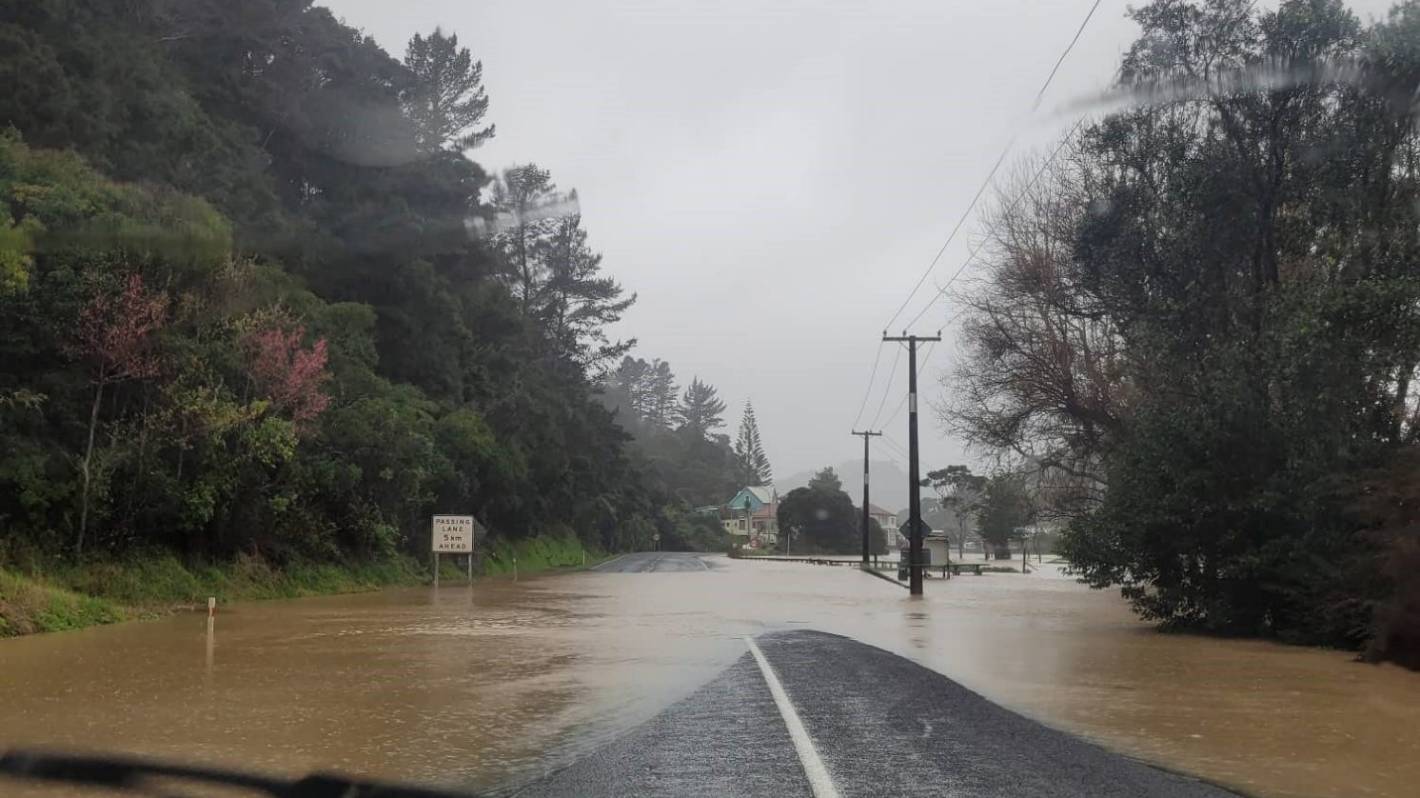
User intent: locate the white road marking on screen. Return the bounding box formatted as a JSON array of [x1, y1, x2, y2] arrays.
[[591, 554, 628, 571], [744, 637, 842, 798]]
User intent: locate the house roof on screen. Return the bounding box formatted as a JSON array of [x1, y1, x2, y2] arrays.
[[867, 503, 895, 516], [724, 486, 775, 509], [746, 485, 775, 503]]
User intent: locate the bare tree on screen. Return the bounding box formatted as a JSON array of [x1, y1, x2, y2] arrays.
[[942, 149, 1125, 514]]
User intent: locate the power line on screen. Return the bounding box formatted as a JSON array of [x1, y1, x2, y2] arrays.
[[881, 142, 1017, 332], [903, 117, 1086, 329], [868, 342, 905, 428], [850, 341, 887, 429], [1030, 0, 1105, 112], [881, 0, 1104, 333], [881, 341, 938, 431], [880, 434, 911, 460]]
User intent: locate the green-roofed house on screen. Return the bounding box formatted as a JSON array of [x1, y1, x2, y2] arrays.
[[721, 485, 779, 549]]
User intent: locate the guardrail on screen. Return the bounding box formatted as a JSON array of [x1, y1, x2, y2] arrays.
[[738, 557, 994, 579]]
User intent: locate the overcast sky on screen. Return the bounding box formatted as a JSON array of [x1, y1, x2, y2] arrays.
[[322, 0, 1396, 481]]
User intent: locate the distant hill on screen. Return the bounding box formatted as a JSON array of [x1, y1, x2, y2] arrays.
[[778, 460, 911, 511]]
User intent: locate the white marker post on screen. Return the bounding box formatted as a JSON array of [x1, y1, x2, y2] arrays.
[[205, 597, 216, 674], [432, 515, 475, 588]]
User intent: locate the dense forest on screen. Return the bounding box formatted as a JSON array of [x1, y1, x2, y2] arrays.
[[948, 0, 1420, 667], [0, 0, 738, 567]]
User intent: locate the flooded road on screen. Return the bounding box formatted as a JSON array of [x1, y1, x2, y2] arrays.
[[1, 554, 1417, 797]]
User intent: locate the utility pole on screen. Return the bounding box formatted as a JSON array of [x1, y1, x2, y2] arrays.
[[883, 332, 941, 596], [851, 429, 882, 565]]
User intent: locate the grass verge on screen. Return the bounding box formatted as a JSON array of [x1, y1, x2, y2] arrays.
[[0, 553, 424, 638], [0, 569, 125, 636], [0, 534, 598, 639]]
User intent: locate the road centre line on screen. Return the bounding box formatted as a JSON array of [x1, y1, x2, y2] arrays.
[[744, 637, 842, 798]]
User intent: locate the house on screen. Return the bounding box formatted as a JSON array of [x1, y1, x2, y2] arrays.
[[867, 503, 897, 537], [722, 486, 779, 548]]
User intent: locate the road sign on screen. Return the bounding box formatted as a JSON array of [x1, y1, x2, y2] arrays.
[[432, 515, 475, 553]]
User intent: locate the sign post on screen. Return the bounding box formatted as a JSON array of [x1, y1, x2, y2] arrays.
[[432, 515, 476, 587]]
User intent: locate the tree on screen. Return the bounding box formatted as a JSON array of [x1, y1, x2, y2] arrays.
[[645, 359, 679, 429], [71, 273, 168, 556], [0, 5, 667, 573], [978, 473, 1032, 561], [679, 378, 726, 438], [598, 357, 741, 507], [542, 206, 636, 368], [606, 356, 679, 429], [948, 0, 1420, 652], [243, 321, 331, 426], [606, 356, 651, 422], [924, 465, 987, 560], [486, 166, 633, 370], [734, 400, 772, 485], [808, 466, 843, 494], [403, 29, 494, 152], [776, 485, 859, 555], [489, 164, 559, 318], [868, 516, 888, 556]]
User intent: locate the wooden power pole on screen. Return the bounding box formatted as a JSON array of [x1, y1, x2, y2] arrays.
[[851, 429, 882, 565], [883, 333, 941, 596]]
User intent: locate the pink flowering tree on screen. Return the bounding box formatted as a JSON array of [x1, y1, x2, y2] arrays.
[[73, 273, 168, 555], [243, 323, 331, 426]]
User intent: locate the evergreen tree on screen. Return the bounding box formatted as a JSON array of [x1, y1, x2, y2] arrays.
[[645, 359, 679, 429], [734, 400, 772, 485], [807, 467, 842, 494], [489, 164, 559, 318], [679, 378, 727, 438], [403, 29, 495, 152], [542, 204, 636, 369]]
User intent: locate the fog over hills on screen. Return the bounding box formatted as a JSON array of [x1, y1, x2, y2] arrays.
[[778, 460, 911, 512]]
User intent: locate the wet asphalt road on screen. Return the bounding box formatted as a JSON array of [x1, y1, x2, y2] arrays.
[[591, 551, 712, 573], [506, 630, 1237, 798]]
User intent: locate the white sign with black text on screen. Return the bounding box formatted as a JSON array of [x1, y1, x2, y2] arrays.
[[432, 515, 475, 553]]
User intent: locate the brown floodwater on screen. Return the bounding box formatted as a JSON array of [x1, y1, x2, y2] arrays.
[[1, 556, 1417, 797]]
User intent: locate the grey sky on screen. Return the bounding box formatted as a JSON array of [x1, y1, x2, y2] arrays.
[[323, 0, 1396, 481]]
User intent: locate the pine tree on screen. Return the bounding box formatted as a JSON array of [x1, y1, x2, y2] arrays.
[[734, 400, 772, 485], [607, 356, 679, 429], [542, 203, 636, 369], [679, 378, 727, 438], [609, 356, 651, 420], [646, 359, 679, 429], [489, 164, 558, 318], [403, 29, 495, 152]]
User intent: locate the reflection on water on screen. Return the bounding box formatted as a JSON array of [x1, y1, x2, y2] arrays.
[[1, 558, 1416, 798]]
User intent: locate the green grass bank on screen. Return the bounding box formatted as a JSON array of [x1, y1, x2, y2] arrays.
[[1, 534, 598, 638]]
